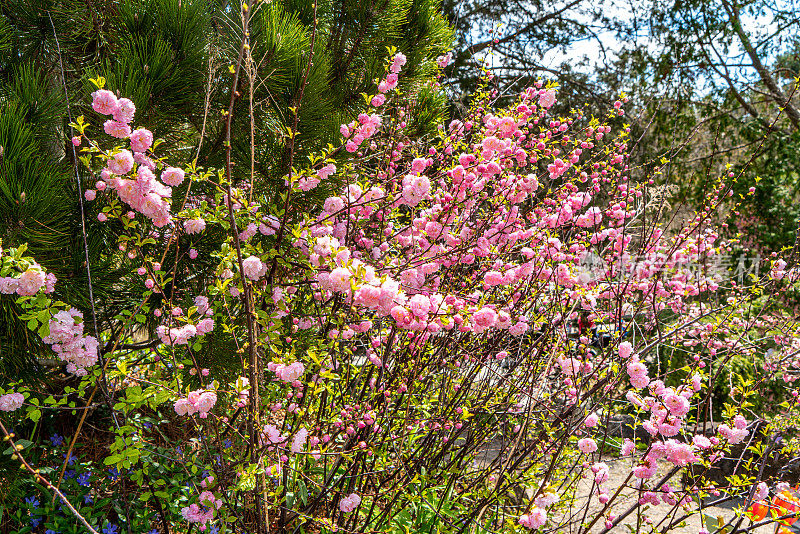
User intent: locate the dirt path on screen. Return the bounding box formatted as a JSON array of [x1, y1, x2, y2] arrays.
[[476, 440, 777, 533], [561, 454, 775, 533]]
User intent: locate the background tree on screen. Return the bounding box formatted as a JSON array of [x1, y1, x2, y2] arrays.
[[440, 0, 800, 250]]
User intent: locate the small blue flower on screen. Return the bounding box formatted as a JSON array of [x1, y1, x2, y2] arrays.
[[62, 452, 75, 466], [143, 421, 153, 429], [84, 494, 94, 504], [107, 466, 120, 482], [223, 438, 232, 449], [102, 523, 119, 534], [46, 529, 59, 534], [65, 469, 76, 479], [30, 517, 42, 528], [77, 472, 91, 486], [149, 530, 159, 534], [25, 496, 40, 507], [209, 525, 219, 534], [50, 433, 64, 446]]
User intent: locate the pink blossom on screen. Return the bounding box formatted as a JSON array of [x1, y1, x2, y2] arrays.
[[754, 481, 769, 501], [633, 459, 658, 479], [0, 277, 19, 294], [519, 507, 547, 528], [174, 389, 217, 417], [184, 218, 206, 235], [196, 318, 215, 334], [718, 423, 749, 444], [0, 392, 24, 412], [627, 360, 650, 389], [42, 308, 98, 375], [339, 493, 361, 513], [162, 167, 185, 186], [690, 374, 703, 392], [291, 428, 309, 453], [584, 413, 600, 428], [472, 307, 498, 332], [409, 294, 431, 317], [16, 267, 46, 296], [534, 492, 559, 508], [263, 424, 287, 444], [663, 439, 698, 466], [663, 393, 690, 417], [484, 271, 504, 286], [593, 462, 610, 484], [618, 341, 634, 359], [577, 438, 597, 454], [298, 176, 321, 190], [390, 53, 407, 74], [621, 439, 635, 456], [272, 361, 305, 382], [129, 128, 153, 153], [242, 256, 266, 280], [181, 503, 214, 526], [539, 88, 557, 109], [156, 324, 197, 346], [324, 196, 345, 213], [692, 434, 712, 449], [327, 267, 352, 292], [91, 89, 118, 115], [44, 273, 57, 293], [401, 174, 431, 206], [107, 150, 134, 175], [733, 414, 747, 429], [104, 120, 131, 138], [112, 98, 136, 124], [317, 163, 336, 180]]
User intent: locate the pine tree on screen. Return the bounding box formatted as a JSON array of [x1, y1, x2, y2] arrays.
[[0, 0, 452, 380]]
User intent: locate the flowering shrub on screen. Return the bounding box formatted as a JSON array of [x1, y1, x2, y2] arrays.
[[1, 48, 800, 534]]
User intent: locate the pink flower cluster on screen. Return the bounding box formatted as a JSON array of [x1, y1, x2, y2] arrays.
[[242, 256, 267, 281], [369, 53, 406, 106], [174, 389, 217, 418], [268, 361, 305, 383], [519, 508, 547, 529], [42, 309, 99, 376], [577, 438, 598, 454], [0, 266, 53, 296], [0, 392, 24, 412], [156, 317, 214, 347], [181, 490, 220, 532], [100, 165, 172, 227], [184, 218, 206, 234], [339, 493, 361, 513], [297, 163, 337, 192], [90, 90, 177, 226], [718, 415, 750, 444], [341, 113, 383, 153]]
